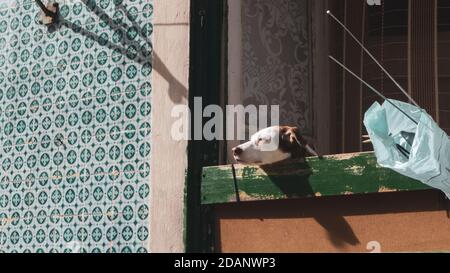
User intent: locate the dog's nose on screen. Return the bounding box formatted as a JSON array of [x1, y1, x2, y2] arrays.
[[232, 147, 243, 156]]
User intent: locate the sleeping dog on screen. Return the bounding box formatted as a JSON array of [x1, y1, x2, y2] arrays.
[[232, 126, 321, 165]]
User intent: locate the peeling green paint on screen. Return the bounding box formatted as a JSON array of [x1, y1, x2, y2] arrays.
[[201, 152, 432, 205]]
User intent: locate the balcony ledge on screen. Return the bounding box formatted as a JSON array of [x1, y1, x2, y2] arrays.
[[201, 152, 432, 205]]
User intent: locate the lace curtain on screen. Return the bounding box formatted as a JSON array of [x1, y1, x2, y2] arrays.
[[242, 0, 313, 134]]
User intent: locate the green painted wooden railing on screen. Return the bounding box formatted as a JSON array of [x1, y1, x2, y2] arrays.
[[201, 152, 432, 205]]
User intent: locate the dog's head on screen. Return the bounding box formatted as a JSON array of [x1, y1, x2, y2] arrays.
[[232, 126, 319, 165]]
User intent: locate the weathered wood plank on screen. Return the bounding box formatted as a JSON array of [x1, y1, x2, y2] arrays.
[[201, 152, 432, 205]]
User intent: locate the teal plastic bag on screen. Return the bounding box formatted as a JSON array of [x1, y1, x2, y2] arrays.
[[364, 99, 450, 197]]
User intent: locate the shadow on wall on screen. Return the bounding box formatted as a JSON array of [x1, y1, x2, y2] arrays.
[[50, 0, 187, 104], [214, 189, 447, 252], [260, 163, 360, 249]]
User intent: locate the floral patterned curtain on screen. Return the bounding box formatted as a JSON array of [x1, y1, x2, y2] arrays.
[[242, 0, 313, 134]]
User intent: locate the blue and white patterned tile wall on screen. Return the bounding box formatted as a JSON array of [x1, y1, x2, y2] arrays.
[[0, 0, 152, 253]]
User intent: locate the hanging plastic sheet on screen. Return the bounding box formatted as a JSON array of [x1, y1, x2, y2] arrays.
[[364, 100, 450, 197]]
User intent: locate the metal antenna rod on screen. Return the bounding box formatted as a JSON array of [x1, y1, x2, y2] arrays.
[[326, 10, 421, 108], [329, 55, 419, 125]]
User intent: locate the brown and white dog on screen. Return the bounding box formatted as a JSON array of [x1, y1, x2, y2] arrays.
[[232, 126, 321, 165]]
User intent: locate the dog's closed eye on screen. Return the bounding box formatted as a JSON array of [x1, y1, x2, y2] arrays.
[[255, 137, 268, 146]]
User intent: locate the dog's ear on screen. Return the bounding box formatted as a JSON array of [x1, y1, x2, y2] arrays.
[[281, 127, 304, 146], [288, 127, 302, 145], [281, 126, 322, 158], [279, 127, 306, 157], [280, 126, 295, 145]]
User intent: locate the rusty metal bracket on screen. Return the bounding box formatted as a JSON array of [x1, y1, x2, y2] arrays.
[[34, 0, 60, 25]]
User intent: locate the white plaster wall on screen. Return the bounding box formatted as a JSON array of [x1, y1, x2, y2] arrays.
[[150, 0, 190, 253]]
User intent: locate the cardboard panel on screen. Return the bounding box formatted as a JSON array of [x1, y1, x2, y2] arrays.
[[215, 190, 450, 253]]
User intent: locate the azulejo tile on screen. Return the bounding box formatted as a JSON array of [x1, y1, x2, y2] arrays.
[[0, 0, 152, 253]]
